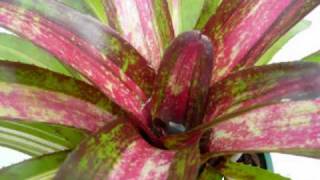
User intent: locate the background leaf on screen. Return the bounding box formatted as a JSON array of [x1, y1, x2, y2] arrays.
[[195, 0, 221, 30], [256, 20, 311, 66], [303, 50, 320, 62], [167, 0, 205, 34], [216, 161, 289, 180], [0, 120, 86, 156], [0, 33, 84, 81], [0, 151, 69, 179]]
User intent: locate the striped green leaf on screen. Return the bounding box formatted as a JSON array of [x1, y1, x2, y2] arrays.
[[0, 120, 87, 156], [0, 151, 69, 179]]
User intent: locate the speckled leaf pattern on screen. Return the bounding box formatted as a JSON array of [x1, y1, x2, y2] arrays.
[[0, 62, 121, 132], [103, 0, 174, 70], [0, 1, 156, 135], [202, 0, 320, 84], [3, 0, 155, 97], [0, 120, 87, 156], [205, 62, 320, 123], [163, 62, 320, 150], [216, 161, 289, 180], [55, 119, 200, 180], [0, 151, 69, 179], [204, 99, 320, 159], [151, 31, 213, 136]]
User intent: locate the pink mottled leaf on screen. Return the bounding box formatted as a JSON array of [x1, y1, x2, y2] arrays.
[[164, 62, 320, 149], [204, 99, 320, 159], [205, 62, 320, 123], [151, 31, 213, 136], [55, 119, 200, 180], [103, 0, 174, 70], [202, 0, 320, 83], [0, 61, 120, 132], [0, 1, 157, 138], [2, 0, 155, 96]]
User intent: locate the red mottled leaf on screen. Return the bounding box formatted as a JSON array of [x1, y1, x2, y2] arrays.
[[202, 0, 319, 83], [0, 1, 157, 138], [103, 0, 174, 70], [0, 62, 118, 132], [1, 0, 155, 96], [55, 119, 200, 180], [205, 62, 320, 123], [163, 62, 320, 149], [151, 31, 213, 136], [216, 161, 289, 180], [204, 99, 320, 159]]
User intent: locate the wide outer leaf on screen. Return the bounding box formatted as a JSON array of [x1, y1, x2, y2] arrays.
[[0, 151, 69, 179], [204, 99, 320, 159], [103, 0, 174, 70], [216, 161, 288, 180], [3, 0, 155, 96], [202, 0, 319, 83], [0, 62, 120, 132], [205, 62, 320, 122], [0, 119, 86, 156], [151, 31, 213, 136], [55, 119, 200, 180], [0, 2, 156, 138]]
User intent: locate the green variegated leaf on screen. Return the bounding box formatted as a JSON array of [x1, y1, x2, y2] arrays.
[[256, 20, 311, 66], [303, 50, 320, 62], [0, 33, 84, 81], [55, 119, 200, 180], [0, 151, 69, 179], [216, 161, 288, 180], [0, 120, 86, 156]]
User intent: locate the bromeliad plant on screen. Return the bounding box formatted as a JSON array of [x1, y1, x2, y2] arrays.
[[0, 0, 319, 179]]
